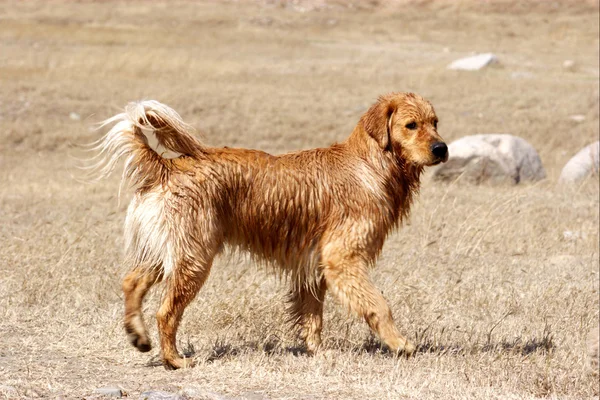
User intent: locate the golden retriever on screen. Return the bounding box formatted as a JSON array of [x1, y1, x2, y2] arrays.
[[90, 92, 447, 369]]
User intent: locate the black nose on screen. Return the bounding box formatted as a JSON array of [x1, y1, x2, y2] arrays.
[[431, 142, 448, 160]]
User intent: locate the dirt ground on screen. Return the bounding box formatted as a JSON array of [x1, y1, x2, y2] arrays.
[[0, 1, 599, 399]]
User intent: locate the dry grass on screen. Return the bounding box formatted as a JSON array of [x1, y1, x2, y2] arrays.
[[0, 1, 598, 398]]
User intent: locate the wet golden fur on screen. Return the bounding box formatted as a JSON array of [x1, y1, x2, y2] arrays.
[[91, 92, 447, 370]]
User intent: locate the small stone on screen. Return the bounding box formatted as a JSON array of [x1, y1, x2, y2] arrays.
[[563, 60, 576, 70], [140, 391, 186, 400], [241, 392, 267, 400], [563, 230, 587, 241], [447, 53, 498, 71], [0, 385, 18, 396], [181, 387, 230, 399], [94, 387, 123, 398], [69, 112, 81, 121], [569, 114, 586, 123]]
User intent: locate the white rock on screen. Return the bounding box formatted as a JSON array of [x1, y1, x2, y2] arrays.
[[563, 60, 576, 70], [563, 230, 587, 241], [140, 391, 184, 400], [559, 141, 600, 184], [181, 387, 232, 400], [242, 392, 268, 400], [94, 387, 123, 397], [569, 114, 586, 123], [447, 53, 498, 71], [69, 112, 81, 121], [432, 134, 546, 184]]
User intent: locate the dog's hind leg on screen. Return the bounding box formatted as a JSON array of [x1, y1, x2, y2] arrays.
[[122, 265, 163, 352], [287, 279, 327, 354], [322, 253, 416, 356], [156, 255, 215, 370]]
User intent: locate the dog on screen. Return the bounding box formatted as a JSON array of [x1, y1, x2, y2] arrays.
[[90, 92, 447, 370]]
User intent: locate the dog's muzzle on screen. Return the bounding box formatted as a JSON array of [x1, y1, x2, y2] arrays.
[[431, 142, 448, 164]]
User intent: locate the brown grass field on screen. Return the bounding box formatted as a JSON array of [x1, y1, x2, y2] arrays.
[[0, 1, 599, 398]]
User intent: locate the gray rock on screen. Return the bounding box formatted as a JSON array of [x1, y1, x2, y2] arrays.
[[0, 385, 18, 397], [181, 387, 230, 400], [241, 392, 267, 400], [94, 387, 123, 398], [140, 391, 186, 400], [559, 141, 599, 184], [432, 134, 545, 184], [447, 53, 498, 71]]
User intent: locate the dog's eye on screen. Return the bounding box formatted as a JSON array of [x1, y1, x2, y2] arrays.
[[433, 119, 438, 129], [405, 122, 417, 130]]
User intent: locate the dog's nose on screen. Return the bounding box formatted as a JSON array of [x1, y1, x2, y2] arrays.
[[431, 142, 448, 160]]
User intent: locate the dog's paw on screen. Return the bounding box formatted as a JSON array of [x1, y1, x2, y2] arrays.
[[163, 356, 194, 370], [127, 333, 152, 353], [402, 341, 417, 357]]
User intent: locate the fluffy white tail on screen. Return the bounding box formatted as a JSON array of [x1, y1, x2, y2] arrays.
[[84, 100, 203, 190]]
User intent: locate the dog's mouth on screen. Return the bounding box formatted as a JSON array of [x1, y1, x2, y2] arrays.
[[429, 154, 448, 166]]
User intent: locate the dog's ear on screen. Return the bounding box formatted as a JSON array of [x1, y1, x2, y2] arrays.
[[362, 96, 396, 150]]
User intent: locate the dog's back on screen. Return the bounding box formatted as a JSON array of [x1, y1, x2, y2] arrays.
[[132, 140, 398, 286]]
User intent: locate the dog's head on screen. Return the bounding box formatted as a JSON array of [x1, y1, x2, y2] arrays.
[[361, 92, 448, 166]]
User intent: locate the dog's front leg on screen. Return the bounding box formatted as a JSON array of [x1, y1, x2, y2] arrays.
[[322, 255, 416, 356], [287, 279, 327, 354]]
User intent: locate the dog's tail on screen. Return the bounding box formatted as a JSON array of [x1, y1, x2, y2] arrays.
[[84, 100, 203, 190]]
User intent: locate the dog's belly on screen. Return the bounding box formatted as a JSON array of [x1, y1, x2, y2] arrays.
[[225, 208, 323, 263], [221, 197, 327, 284]]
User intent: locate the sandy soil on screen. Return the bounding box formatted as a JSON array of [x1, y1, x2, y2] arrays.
[[0, 1, 598, 399]]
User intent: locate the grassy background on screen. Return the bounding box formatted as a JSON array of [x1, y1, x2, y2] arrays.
[[0, 1, 598, 398]]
